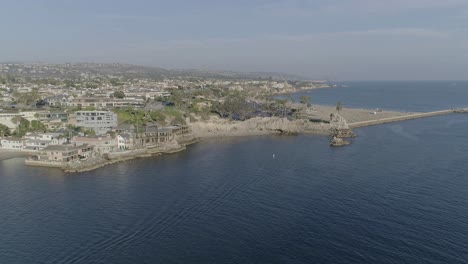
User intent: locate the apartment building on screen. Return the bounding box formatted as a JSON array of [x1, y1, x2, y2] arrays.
[[75, 111, 118, 135]]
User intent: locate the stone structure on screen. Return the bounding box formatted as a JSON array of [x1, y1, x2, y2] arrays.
[[329, 113, 355, 138]]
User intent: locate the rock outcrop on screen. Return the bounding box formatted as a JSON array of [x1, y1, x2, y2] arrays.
[[329, 113, 356, 138], [191, 116, 329, 138], [330, 136, 350, 147]]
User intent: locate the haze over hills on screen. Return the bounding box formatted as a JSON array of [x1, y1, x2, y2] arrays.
[[0, 62, 309, 81]]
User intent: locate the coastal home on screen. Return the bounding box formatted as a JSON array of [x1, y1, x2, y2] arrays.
[[70, 97, 145, 109], [75, 111, 118, 135], [1, 94, 13, 102], [115, 123, 136, 134], [45, 95, 74, 107], [26, 144, 95, 167], [148, 91, 171, 99], [117, 133, 134, 150], [0, 137, 26, 150], [32, 111, 70, 130], [16, 87, 33, 93], [165, 125, 192, 138], [37, 111, 69, 123], [24, 133, 67, 151], [25, 139, 52, 151], [132, 122, 178, 148], [30, 132, 64, 142], [71, 135, 117, 154]]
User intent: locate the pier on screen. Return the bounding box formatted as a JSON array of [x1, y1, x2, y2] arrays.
[[348, 109, 464, 128]]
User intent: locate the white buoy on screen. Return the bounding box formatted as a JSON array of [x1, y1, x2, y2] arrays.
[[273, 154, 275, 159]]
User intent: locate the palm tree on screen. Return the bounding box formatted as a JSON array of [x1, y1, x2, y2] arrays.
[[300, 95, 311, 105], [336, 101, 343, 113]]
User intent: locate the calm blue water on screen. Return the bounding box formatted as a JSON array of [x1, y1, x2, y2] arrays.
[[295, 81, 468, 112], [1, 81, 468, 263]]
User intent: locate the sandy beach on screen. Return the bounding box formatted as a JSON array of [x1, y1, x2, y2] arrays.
[[0, 152, 28, 161]]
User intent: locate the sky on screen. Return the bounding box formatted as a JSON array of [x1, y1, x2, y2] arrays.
[[1, 0, 468, 80]]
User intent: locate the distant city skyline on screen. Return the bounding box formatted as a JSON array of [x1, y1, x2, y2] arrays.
[[1, 0, 468, 80]]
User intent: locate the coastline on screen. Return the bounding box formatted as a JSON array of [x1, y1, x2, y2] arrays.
[[189, 105, 417, 139], [273, 85, 333, 96], [20, 104, 457, 173], [62, 137, 200, 173], [0, 152, 30, 161]]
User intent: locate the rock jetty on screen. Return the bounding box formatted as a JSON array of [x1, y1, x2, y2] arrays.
[[329, 113, 356, 138], [328, 113, 355, 147]]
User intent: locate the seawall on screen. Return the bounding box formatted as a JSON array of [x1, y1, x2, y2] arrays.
[[348, 110, 455, 128], [64, 137, 199, 173]]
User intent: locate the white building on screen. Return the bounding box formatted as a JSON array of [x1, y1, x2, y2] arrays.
[[0, 137, 26, 150], [75, 111, 118, 135], [24, 133, 67, 150], [1, 95, 13, 102], [117, 133, 134, 150]]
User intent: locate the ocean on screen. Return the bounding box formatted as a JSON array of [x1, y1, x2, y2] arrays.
[[293, 81, 468, 112], [1, 81, 467, 263]]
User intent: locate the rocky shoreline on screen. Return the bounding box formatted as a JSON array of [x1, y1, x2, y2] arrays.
[[17, 105, 439, 172], [63, 114, 340, 173], [63, 136, 199, 173]]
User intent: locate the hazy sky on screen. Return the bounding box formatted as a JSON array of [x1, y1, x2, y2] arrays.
[[1, 0, 468, 80]]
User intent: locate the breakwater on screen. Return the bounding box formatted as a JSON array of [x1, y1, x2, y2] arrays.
[[348, 109, 456, 128]]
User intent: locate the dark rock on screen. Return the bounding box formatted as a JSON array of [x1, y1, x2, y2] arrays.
[[330, 136, 350, 147]]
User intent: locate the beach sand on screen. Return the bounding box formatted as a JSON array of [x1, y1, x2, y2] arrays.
[[0, 152, 28, 161]]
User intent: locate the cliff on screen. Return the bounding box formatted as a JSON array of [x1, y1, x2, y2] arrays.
[[191, 116, 330, 138]]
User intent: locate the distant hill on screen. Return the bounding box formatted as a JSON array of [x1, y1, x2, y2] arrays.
[[171, 68, 306, 80], [0, 63, 307, 81]]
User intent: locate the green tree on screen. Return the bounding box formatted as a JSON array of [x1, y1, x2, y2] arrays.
[[149, 111, 166, 123], [217, 92, 252, 120], [84, 129, 96, 136], [169, 90, 184, 109], [6, 74, 17, 84], [110, 78, 123, 86], [300, 95, 311, 106], [11, 117, 30, 137], [274, 99, 288, 117], [14, 89, 40, 105], [0, 124, 10, 137], [83, 106, 96, 111], [30, 120, 47, 132], [113, 90, 125, 99], [336, 101, 343, 113]]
